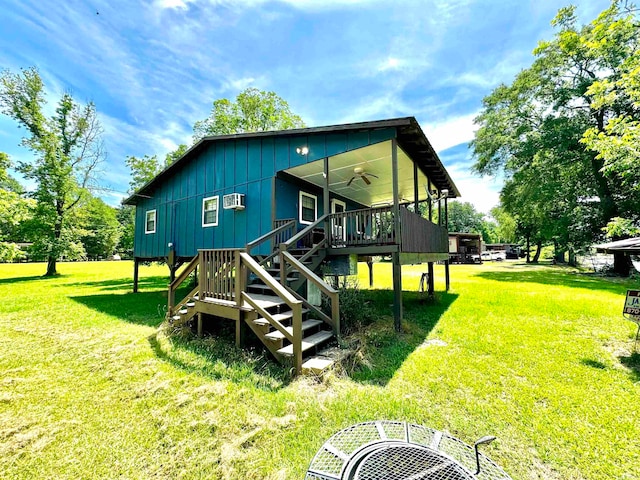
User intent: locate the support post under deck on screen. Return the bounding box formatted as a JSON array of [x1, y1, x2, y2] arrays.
[[428, 262, 434, 296], [392, 251, 403, 332], [133, 258, 139, 293], [445, 260, 450, 292]]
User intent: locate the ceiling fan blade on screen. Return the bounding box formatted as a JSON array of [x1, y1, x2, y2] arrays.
[[347, 176, 356, 187], [362, 175, 371, 185], [366, 173, 379, 179]]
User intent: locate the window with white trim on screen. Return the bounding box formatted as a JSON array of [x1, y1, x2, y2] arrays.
[[145, 209, 156, 234], [202, 196, 219, 227], [299, 191, 317, 225]]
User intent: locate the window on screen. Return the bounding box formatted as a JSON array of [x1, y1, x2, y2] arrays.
[[145, 210, 156, 234], [299, 191, 317, 224], [202, 196, 219, 227]]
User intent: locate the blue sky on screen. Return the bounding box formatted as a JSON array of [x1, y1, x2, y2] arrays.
[[0, 0, 604, 212]]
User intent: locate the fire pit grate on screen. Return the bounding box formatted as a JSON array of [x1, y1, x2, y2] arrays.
[[305, 421, 512, 480]]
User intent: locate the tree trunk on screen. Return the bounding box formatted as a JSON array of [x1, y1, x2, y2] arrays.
[[531, 240, 542, 263], [613, 252, 631, 277], [568, 248, 577, 267], [526, 235, 531, 263], [46, 256, 57, 276]]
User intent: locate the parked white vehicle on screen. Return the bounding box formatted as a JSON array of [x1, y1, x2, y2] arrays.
[[491, 251, 506, 261]]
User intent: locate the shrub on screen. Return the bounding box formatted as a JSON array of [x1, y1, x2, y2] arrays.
[[324, 277, 374, 334]]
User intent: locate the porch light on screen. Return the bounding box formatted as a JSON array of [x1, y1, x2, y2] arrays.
[[441, 189, 449, 198], [296, 146, 309, 156]]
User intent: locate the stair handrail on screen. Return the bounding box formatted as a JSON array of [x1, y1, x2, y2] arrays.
[[280, 250, 340, 337], [239, 252, 304, 374], [280, 214, 328, 252], [246, 219, 296, 254], [167, 254, 199, 317]]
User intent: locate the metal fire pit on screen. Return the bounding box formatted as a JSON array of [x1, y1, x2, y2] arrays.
[[305, 421, 512, 480]]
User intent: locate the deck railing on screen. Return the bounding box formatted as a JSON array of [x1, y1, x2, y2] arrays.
[[327, 205, 448, 254], [198, 249, 244, 302], [246, 218, 296, 267], [399, 208, 448, 253], [327, 205, 396, 248]]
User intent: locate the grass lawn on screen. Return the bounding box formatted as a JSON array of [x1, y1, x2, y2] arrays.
[[1, 260, 639, 479]]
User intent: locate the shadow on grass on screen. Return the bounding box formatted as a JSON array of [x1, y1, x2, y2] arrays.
[[64, 275, 170, 292], [345, 289, 459, 386], [619, 352, 640, 382], [147, 329, 290, 391], [580, 358, 607, 370], [69, 291, 167, 327], [71, 289, 290, 389], [0, 274, 68, 285], [474, 264, 633, 294]]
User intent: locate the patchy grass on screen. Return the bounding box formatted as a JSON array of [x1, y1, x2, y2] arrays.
[[0, 260, 639, 479]]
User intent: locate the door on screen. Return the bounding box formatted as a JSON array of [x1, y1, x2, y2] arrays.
[[331, 199, 347, 244]]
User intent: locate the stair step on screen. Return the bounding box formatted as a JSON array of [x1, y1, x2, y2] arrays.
[[253, 308, 309, 326], [247, 284, 274, 293], [179, 309, 188, 315], [242, 293, 287, 310], [265, 319, 323, 341], [186, 301, 195, 307], [277, 330, 334, 357], [302, 357, 335, 375]]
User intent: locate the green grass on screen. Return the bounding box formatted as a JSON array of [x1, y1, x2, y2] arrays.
[[1, 260, 639, 479]]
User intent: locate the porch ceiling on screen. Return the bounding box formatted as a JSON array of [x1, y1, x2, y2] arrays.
[[283, 141, 432, 206]]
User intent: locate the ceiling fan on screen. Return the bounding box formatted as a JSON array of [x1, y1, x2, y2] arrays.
[[347, 166, 378, 186]]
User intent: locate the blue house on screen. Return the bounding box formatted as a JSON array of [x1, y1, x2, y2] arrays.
[[124, 117, 459, 373]]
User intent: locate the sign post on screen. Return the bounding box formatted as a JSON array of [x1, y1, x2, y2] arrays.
[[623, 290, 640, 350]]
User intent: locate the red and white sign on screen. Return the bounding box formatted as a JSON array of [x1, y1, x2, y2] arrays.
[[624, 290, 640, 317]]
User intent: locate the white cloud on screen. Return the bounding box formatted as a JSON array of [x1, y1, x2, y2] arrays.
[[377, 57, 401, 72], [443, 158, 501, 213], [424, 113, 478, 152], [154, 0, 195, 10]]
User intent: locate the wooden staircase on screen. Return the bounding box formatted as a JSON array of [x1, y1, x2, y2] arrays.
[[166, 216, 340, 375]]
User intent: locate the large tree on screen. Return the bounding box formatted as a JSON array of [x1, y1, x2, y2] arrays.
[[471, 1, 640, 272], [0, 67, 104, 275], [192, 87, 305, 141]]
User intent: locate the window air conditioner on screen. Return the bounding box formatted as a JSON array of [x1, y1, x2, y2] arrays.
[[223, 193, 245, 210]]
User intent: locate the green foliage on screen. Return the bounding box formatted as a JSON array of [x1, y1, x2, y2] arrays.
[[126, 144, 188, 193], [0, 67, 104, 275], [446, 201, 484, 234], [489, 206, 517, 243], [326, 277, 374, 334], [193, 87, 305, 141], [0, 242, 26, 262], [77, 197, 121, 259], [603, 216, 640, 239], [116, 204, 135, 257], [472, 1, 640, 257]]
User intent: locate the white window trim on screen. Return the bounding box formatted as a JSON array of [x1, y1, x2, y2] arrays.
[[145, 209, 156, 234], [299, 191, 318, 225], [202, 195, 219, 227]]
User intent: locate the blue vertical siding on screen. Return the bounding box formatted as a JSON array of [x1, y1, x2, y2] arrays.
[[133, 127, 397, 258]]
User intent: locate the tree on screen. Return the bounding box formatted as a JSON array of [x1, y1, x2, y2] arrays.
[[0, 153, 34, 261], [0, 67, 104, 275], [471, 1, 640, 272], [78, 197, 121, 260], [125, 144, 188, 193], [192, 87, 305, 141], [116, 204, 135, 258], [446, 201, 485, 234], [489, 207, 517, 243]]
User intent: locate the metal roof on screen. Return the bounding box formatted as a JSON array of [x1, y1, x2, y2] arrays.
[[124, 116, 460, 205], [594, 237, 640, 254]]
